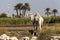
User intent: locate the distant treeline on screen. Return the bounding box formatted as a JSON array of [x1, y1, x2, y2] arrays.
[[0, 16, 60, 25], [0, 18, 31, 25], [44, 16, 60, 23]]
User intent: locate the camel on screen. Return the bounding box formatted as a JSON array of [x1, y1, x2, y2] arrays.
[[0, 34, 10, 40], [30, 12, 44, 35]]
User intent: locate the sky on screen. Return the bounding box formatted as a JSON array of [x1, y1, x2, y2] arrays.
[[0, 0, 60, 17]]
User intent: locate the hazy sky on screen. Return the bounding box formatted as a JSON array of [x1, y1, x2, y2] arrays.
[[0, 0, 60, 17]]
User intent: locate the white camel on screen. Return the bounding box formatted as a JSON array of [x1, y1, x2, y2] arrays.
[[0, 34, 10, 40], [36, 12, 44, 31], [30, 36, 37, 40], [0, 34, 18, 40], [10, 36, 18, 40], [30, 12, 44, 32]]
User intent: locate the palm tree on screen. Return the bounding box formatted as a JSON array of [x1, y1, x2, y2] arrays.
[[52, 9, 58, 16], [14, 3, 23, 17], [14, 5, 19, 17], [22, 3, 30, 17], [21, 5, 26, 17], [12, 14, 15, 18], [25, 3, 30, 11], [45, 8, 51, 17], [17, 3, 23, 16]]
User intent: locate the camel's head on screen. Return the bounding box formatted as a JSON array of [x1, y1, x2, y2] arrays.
[[35, 12, 41, 17]]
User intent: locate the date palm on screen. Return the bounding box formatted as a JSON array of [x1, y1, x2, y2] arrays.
[[22, 3, 30, 17], [45, 8, 51, 17], [17, 3, 23, 16], [14, 5, 19, 17], [12, 14, 15, 18], [25, 3, 30, 11], [14, 3, 23, 17], [52, 9, 58, 16]]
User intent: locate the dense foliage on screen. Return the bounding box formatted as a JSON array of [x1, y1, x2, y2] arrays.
[[0, 16, 60, 24], [0, 13, 7, 18], [44, 16, 60, 23], [0, 18, 31, 24]]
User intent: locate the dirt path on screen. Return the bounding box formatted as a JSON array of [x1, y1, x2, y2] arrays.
[[0, 26, 34, 31]]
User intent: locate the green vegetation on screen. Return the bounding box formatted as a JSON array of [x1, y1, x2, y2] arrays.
[[37, 23, 60, 40], [0, 18, 31, 25], [42, 23, 60, 34], [0, 13, 7, 18], [0, 16, 60, 25], [44, 16, 60, 23]]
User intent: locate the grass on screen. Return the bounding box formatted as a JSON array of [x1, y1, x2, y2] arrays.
[[0, 23, 60, 40], [41, 23, 60, 35], [37, 23, 60, 40], [0, 17, 60, 40], [0, 23, 60, 34]]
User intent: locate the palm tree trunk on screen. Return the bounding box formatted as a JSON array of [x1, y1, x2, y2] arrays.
[[54, 13, 56, 16], [22, 9, 26, 17], [16, 10, 18, 17], [47, 14, 49, 17], [24, 9, 26, 16], [19, 10, 21, 17]]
